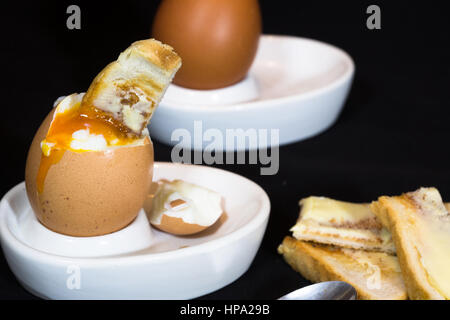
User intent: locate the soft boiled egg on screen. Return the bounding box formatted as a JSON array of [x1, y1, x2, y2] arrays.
[[25, 94, 154, 237], [145, 179, 223, 235], [24, 39, 181, 237]]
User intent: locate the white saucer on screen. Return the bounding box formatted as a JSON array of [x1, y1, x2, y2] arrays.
[[149, 34, 355, 151], [0, 162, 270, 299]]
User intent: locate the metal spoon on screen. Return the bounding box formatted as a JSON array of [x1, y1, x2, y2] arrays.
[[278, 281, 357, 300]]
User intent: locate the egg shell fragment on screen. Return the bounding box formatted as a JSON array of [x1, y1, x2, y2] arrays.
[[145, 179, 223, 236], [155, 215, 210, 236]]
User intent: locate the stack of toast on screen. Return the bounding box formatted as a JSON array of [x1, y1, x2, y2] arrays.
[[278, 188, 450, 300]]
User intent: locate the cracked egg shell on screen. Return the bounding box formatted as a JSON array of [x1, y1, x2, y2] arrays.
[[145, 180, 223, 236], [154, 215, 210, 236], [25, 108, 154, 237]]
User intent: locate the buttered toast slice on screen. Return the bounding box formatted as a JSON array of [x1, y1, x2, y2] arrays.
[[278, 237, 407, 300], [82, 39, 181, 136], [291, 197, 395, 253], [371, 188, 450, 300]]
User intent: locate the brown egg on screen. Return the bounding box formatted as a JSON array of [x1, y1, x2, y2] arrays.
[[25, 109, 154, 237], [152, 0, 261, 90]]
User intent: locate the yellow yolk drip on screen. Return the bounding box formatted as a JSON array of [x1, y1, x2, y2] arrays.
[[36, 149, 65, 194], [36, 102, 140, 193]]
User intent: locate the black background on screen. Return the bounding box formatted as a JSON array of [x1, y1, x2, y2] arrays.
[[1, 0, 450, 300]]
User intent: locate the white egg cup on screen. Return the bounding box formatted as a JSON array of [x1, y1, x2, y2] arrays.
[[18, 209, 153, 258], [149, 34, 355, 151], [165, 75, 259, 106], [0, 162, 270, 299]]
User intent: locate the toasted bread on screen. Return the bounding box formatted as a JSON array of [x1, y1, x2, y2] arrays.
[[290, 197, 395, 253], [82, 39, 181, 136], [371, 188, 450, 300], [278, 237, 407, 300]]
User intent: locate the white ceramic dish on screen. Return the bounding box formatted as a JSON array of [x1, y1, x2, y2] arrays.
[[149, 34, 355, 151], [0, 162, 270, 299]]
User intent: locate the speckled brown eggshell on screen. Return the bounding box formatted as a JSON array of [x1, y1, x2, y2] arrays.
[[25, 109, 154, 237]]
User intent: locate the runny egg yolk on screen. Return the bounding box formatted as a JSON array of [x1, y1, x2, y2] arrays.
[[37, 102, 140, 193]]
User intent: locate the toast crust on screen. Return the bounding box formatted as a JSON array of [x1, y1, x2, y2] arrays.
[[128, 39, 182, 73], [371, 188, 449, 300], [278, 237, 407, 300]]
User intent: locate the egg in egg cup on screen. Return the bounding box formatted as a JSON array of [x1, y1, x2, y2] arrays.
[[25, 39, 181, 237]]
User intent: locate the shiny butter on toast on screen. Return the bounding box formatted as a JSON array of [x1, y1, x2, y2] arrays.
[[290, 196, 395, 254], [371, 188, 450, 300]]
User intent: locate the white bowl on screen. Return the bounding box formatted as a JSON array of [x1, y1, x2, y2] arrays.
[[0, 162, 270, 299], [149, 34, 355, 151]]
